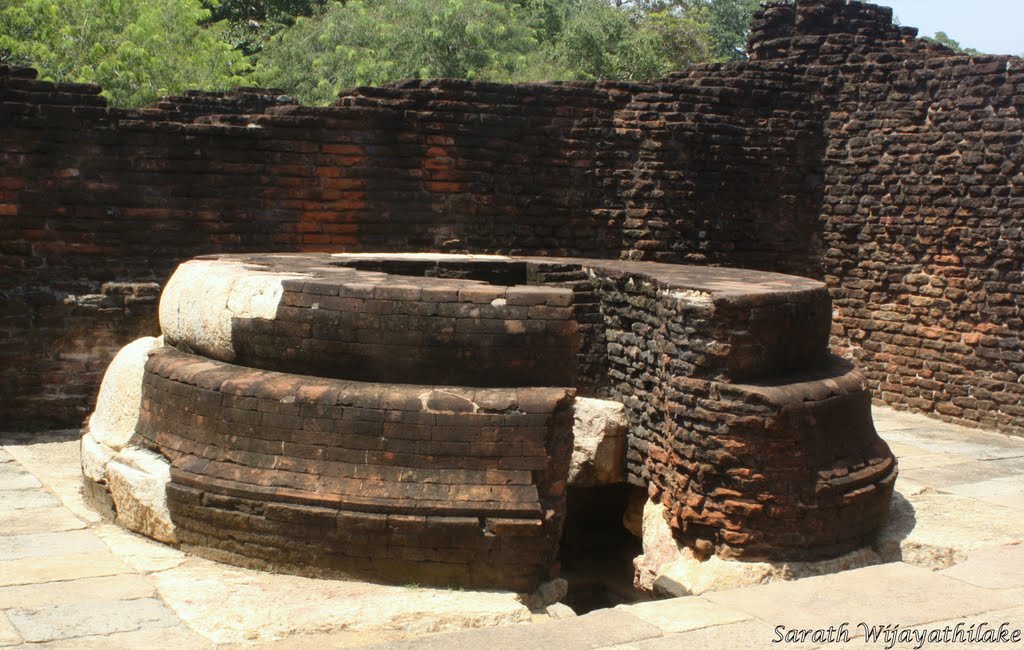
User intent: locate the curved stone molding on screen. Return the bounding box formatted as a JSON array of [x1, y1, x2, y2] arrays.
[[134, 347, 574, 591]]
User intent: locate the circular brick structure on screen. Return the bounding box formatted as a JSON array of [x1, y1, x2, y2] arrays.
[[113, 253, 896, 590]]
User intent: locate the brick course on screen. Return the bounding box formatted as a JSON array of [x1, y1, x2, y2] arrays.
[[135, 345, 574, 591]]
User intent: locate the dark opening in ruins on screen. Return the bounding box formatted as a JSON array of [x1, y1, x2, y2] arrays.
[[558, 484, 650, 614], [330, 257, 531, 286]]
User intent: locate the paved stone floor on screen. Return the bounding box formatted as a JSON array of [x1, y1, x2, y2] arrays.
[[2, 405, 1024, 649]]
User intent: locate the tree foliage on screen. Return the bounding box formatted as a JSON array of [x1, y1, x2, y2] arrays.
[[927, 31, 983, 56], [0, 0, 249, 107], [255, 0, 541, 104], [0, 0, 765, 107], [201, 0, 334, 55], [256, 0, 726, 104]]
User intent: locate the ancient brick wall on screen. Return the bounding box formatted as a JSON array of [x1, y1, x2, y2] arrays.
[[748, 0, 1024, 434], [1, 65, 819, 427], [4, 0, 1024, 436]]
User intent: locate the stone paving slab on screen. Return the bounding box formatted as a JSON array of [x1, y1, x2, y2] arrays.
[[898, 460, 1022, 489], [604, 619, 818, 650], [6, 598, 180, 643], [222, 630, 410, 649], [702, 563, 1018, 636], [0, 613, 21, 648], [874, 490, 1024, 568], [615, 597, 751, 634], [27, 625, 213, 650], [0, 506, 86, 536], [0, 489, 59, 511], [873, 409, 1024, 461], [0, 464, 41, 491], [362, 609, 665, 650], [886, 605, 1024, 650], [938, 545, 1024, 589], [946, 475, 1024, 511], [0, 575, 156, 610], [0, 530, 108, 561], [0, 551, 132, 588], [150, 558, 533, 645], [892, 450, 974, 471], [93, 524, 188, 573], [1, 431, 103, 524]]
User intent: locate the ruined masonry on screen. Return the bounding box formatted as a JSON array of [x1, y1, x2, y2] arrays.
[[84, 253, 894, 590], [3, 0, 1021, 588]]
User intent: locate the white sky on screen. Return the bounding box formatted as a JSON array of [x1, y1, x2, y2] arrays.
[[879, 0, 1024, 55]]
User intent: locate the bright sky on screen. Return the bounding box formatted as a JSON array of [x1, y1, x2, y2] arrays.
[[879, 0, 1024, 55]]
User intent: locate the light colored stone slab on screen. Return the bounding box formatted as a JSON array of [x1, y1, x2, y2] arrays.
[[633, 499, 684, 592], [616, 597, 751, 633], [0, 489, 59, 511], [4, 435, 103, 524], [0, 463, 42, 490], [93, 524, 187, 573], [569, 397, 627, 487], [0, 530, 107, 561], [603, 619, 818, 650], [885, 442, 932, 458], [0, 507, 86, 536], [81, 432, 116, 484], [891, 479, 929, 497], [0, 612, 21, 647], [0, 552, 131, 587], [877, 419, 1024, 461], [898, 460, 1021, 490], [939, 545, 1024, 589], [88, 336, 159, 451], [654, 547, 882, 598], [871, 406, 936, 432], [29, 625, 211, 650], [0, 574, 156, 610], [898, 606, 1024, 650], [945, 476, 1024, 511], [151, 557, 533, 644], [217, 629, 408, 649], [875, 490, 1024, 568], [894, 451, 974, 471], [7, 598, 179, 643], [0, 449, 13, 463], [703, 562, 1017, 634], [106, 447, 177, 543], [360, 609, 664, 650]]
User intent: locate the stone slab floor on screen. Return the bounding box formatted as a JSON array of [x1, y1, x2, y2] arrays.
[[2, 405, 1024, 649]]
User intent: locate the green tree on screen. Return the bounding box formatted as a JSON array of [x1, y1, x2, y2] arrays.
[[608, 0, 759, 61], [0, 0, 249, 107], [201, 0, 335, 55], [927, 31, 983, 56], [256, 0, 541, 104], [539, 0, 711, 80], [257, 0, 717, 103]]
